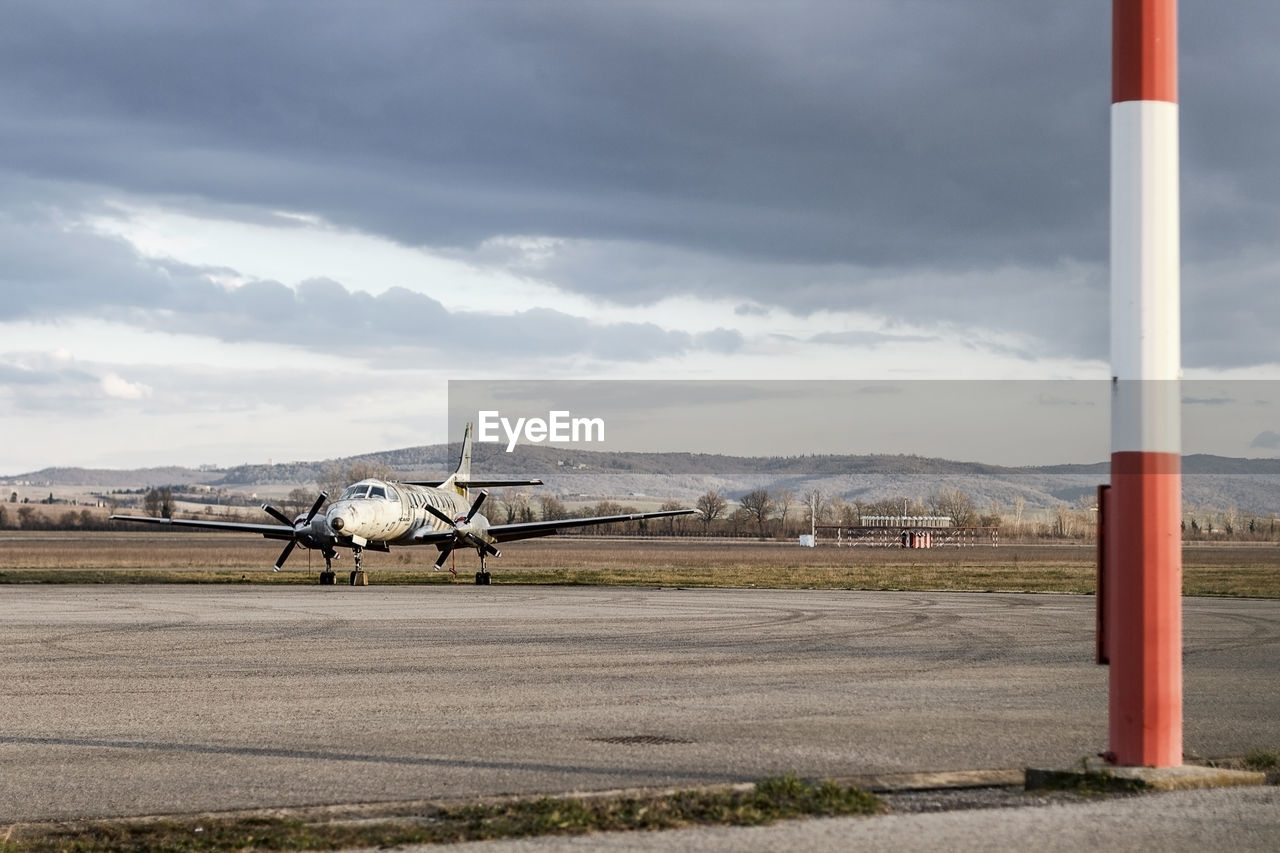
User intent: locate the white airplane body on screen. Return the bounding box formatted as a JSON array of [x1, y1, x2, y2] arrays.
[[111, 423, 693, 584]]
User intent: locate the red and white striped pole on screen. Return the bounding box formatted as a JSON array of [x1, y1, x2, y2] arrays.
[[1108, 0, 1182, 767]]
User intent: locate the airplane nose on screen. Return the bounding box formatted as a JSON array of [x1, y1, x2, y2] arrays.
[[326, 505, 353, 533]]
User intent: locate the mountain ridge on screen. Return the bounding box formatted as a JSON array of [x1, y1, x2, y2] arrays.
[[6, 447, 1280, 513]]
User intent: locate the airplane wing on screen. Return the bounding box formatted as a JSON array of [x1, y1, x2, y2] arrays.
[[109, 514, 297, 541], [405, 479, 545, 488], [485, 508, 695, 543]]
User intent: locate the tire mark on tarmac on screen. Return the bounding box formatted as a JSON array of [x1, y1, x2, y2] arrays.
[[466, 594, 1017, 673], [0, 735, 743, 784], [1184, 610, 1280, 658], [576, 594, 1019, 674], [27, 599, 356, 661], [608, 592, 965, 642]]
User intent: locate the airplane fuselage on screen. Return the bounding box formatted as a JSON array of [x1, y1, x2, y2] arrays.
[[325, 478, 481, 546]]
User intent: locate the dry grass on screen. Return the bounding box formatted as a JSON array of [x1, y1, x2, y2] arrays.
[[1, 775, 883, 852], [1, 533, 1277, 597]]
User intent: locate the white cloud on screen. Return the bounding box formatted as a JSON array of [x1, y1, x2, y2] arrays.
[[87, 201, 591, 317], [99, 371, 151, 400]]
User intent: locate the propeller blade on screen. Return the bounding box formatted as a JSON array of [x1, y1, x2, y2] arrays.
[[434, 547, 453, 568], [304, 492, 328, 524], [425, 504, 456, 527], [262, 503, 293, 527], [480, 541, 500, 558], [273, 540, 297, 572], [464, 490, 488, 523]]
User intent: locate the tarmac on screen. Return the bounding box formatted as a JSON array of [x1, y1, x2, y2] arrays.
[[1, 584, 1277, 846]]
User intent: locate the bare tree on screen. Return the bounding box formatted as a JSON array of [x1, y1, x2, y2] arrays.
[[738, 488, 775, 536], [285, 487, 315, 515], [506, 491, 534, 523], [929, 488, 977, 526], [538, 495, 568, 521], [659, 499, 689, 535], [695, 490, 727, 530], [144, 484, 174, 517], [488, 493, 511, 524], [775, 489, 795, 535], [1051, 501, 1084, 539], [826, 495, 848, 526], [1223, 504, 1240, 536], [589, 500, 631, 535], [144, 488, 162, 518], [802, 489, 827, 525], [1012, 495, 1026, 539]]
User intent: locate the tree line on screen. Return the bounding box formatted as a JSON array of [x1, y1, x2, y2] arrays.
[[5, 476, 1280, 544]]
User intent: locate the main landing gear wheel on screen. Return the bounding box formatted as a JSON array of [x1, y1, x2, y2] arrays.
[[318, 550, 338, 585], [474, 549, 492, 585]]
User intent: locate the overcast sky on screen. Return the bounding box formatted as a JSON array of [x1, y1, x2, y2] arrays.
[[2, 1, 1279, 473]]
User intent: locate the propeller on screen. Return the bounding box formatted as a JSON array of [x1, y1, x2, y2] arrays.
[[261, 492, 329, 571], [425, 490, 500, 568]]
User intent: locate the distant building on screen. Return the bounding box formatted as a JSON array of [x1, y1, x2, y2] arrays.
[[859, 515, 952, 528]]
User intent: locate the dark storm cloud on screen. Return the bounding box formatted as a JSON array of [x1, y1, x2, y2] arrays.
[[0, 209, 730, 363], [2, 1, 1279, 367], [0, 205, 174, 317], [0, 1, 1112, 266]]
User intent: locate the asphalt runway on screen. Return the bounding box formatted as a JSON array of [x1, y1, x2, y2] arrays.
[[1, 585, 1277, 824]]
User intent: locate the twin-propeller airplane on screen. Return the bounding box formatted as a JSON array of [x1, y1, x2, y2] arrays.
[[111, 424, 694, 584]]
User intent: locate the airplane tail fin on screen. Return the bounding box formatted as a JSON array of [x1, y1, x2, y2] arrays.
[[438, 422, 473, 498], [406, 423, 543, 492]]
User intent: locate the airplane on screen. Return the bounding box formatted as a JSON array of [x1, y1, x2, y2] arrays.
[[110, 423, 695, 585]]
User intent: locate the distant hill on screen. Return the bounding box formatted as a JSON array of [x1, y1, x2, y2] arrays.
[[0, 466, 214, 489], [5, 446, 1280, 513]]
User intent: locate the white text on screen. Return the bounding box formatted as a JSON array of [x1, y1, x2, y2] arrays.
[[476, 410, 605, 452]]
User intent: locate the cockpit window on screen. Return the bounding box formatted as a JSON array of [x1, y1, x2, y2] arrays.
[[338, 482, 397, 501]]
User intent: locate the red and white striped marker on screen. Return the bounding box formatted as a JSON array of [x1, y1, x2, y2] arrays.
[[1108, 0, 1182, 767]]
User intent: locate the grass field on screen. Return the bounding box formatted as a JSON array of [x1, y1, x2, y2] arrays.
[[1, 532, 1277, 597], [0, 775, 884, 853]]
